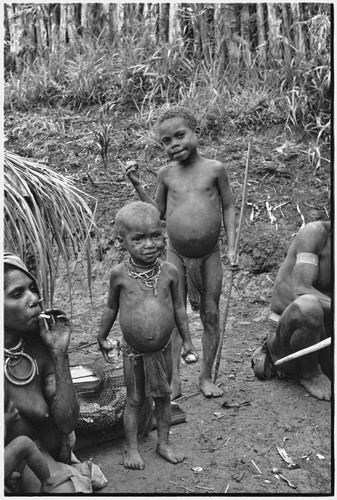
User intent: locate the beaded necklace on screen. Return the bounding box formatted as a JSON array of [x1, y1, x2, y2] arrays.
[[4, 338, 39, 386], [124, 258, 161, 296]]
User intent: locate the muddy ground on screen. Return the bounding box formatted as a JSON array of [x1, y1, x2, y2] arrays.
[[4, 108, 332, 495]]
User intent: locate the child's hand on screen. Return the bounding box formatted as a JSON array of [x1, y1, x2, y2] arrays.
[[98, 338, 120, 364], [182, 344, 198, 364], [5, 400, 20, 426], [228, 249, 239, 270], [124, 161, 140, 186]]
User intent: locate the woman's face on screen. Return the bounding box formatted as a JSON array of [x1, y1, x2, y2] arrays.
[[4, 269, 41, 337]]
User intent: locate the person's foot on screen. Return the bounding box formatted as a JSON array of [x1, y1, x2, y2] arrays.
[[156, 443, 185, 464], [170, 375, 182, 400], [300, 372, 331, 401], [123, 448, 145, 469], [200, 378, 223, 398]]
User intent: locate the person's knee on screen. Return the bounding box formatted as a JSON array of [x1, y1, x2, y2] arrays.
[[294, 295, 323, 328], [200, 305, 219, 328], [126, 392, 145, 409], [10, 436, 36, 460]]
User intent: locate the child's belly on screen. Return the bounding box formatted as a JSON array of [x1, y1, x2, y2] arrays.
[[119, 296, 175, 352], [166, 201, 221, 257]]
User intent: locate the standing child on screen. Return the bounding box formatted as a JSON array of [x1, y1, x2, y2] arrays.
[[97, 201, 198, 470], [126, 106, 237, 399]]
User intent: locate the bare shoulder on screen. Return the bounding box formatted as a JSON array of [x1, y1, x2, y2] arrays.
[[295, 221, 330, 254], [202, 157, 228, 175], [160, 260, 179, 279], [109, 262, 126, 281], [158, 163, 175, 181]]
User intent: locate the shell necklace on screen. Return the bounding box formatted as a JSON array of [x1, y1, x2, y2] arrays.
[[4, 338, 39, 386], [125, 258, 161, 296]]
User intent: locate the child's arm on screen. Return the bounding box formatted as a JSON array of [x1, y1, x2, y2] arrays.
[[125, 162, 167, 219], [169, 266, 198, 362], [217, 165, 237, 266], [97, 268, 120, 363]]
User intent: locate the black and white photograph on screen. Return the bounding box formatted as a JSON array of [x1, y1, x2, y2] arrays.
[[3, 2, 332, 495]]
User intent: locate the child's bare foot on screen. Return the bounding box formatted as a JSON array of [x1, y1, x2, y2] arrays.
[[156, 443, 185, 464], [123, 448, 145, 469], [200, 378, 223, 398], [300, 372, 331, 401]]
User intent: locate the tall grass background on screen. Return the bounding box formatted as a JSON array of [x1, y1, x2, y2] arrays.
[[4, 11, 331, 150]]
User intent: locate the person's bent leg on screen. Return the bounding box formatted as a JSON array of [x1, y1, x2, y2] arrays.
[[20, 449, 76, 493], [166, 246, 187, 400], [123, 353, 146, 469], [199, 247, 223, 397], [268, 295, 331, 400], [5, 436, 50, 483]]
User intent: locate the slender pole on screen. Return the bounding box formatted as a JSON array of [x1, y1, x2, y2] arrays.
[[274, 338, 331, 366], [213, 140, 252, 383]]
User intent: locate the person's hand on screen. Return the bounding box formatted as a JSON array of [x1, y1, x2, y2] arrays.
[[5, 400, 20, 426], [227, 249, 239, 270], [124, 161, 140, 187], [182, 342, 198, 364], [98, 338, 120, 364], [58, 433, 72, 464], [38, 309, 71, 354]]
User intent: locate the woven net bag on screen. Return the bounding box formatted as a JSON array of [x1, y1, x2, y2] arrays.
[[74, 357, 126, 435]]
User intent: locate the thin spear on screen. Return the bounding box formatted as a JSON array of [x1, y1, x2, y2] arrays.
[[213, 140, 252, 383]]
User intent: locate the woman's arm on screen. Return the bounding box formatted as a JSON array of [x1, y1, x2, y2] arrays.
[[39, 312, 79, 435]]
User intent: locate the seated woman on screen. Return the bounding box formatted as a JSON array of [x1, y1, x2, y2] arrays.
[[3, 252, 89, 493]]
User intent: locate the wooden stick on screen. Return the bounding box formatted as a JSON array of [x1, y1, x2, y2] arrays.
[[213, 140, 252, 383], [274, 338, 331, 365]]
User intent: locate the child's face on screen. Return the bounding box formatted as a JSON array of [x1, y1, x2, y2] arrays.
[[122, 218, 164, 266], [159, 117, 198, 163]]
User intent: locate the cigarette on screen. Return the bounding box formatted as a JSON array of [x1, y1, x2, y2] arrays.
[[38, 299, 43, 303], [39, 314, 51, 319]]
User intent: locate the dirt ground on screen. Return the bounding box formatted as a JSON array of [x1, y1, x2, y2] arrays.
[[4, 109, 332, 495]]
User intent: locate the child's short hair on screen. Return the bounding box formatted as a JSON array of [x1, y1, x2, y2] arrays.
[[158, 106, 198, 131], [115, 201, 161, 237]]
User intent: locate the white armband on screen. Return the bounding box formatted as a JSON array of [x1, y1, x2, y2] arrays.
[[296, 252, 319, 266]]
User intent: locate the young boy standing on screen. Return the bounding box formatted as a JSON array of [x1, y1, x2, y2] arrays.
[[97, 201, 198, 470], [126, 107, 237, 399]]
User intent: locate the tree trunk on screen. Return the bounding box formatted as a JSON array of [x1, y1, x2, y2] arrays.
[[290, 3, 305, 57], [6, 4, 24, 72], [143, 3, 157, 42], [267, 3, 282, 60], [35, 5, 49, 58], [110, 3, 124, 41], [281, 3, 292, 66], [222, 4, 240, 65], [66, 4, 77, 44], [49, 4, 60, 53], [256, 3, 267, 64], [168, 3, 181, 45], [100, 3, 110, 38], [240, 3, 251, 66], [59, 4, 67, 44], [159, 3, 170, 43]]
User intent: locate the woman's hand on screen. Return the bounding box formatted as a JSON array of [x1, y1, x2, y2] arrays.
[[38, 309, 71, 354]]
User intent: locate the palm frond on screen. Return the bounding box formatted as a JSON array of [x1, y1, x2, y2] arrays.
[[4, 150, 99, 307]]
